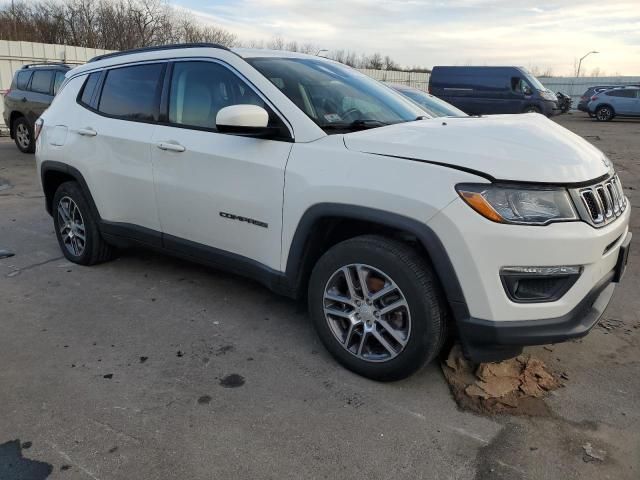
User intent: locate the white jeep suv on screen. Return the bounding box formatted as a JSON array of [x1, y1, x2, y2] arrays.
[[35, 44, 632, 380]]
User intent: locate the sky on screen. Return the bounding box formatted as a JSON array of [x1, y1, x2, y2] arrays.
[[172, 0, 640, 76]]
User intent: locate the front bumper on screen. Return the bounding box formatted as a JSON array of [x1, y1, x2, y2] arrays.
[[459, 229, 630, 362], [458, 268, 616, 362], [427, 197, 631, 362]]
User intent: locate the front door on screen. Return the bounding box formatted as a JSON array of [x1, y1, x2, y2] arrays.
[[151, 60, 293, 271]]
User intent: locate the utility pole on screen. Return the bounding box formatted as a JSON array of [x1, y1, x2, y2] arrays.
[[576, 50, 599, 78]]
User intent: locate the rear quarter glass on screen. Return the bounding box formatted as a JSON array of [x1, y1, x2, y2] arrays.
[[16, 70, 32, 90]]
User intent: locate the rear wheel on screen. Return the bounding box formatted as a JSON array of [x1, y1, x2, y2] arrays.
[[308, 235, 447, 381], [13, 117, 35, 153], [53, 181, 116, 265], [595, 106, 614, 122]]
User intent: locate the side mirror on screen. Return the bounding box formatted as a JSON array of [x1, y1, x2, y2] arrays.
[[523, 84, 532, 96], [216, 105, 278, 138]]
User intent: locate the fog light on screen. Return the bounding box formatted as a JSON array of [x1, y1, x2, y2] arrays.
[[500, 265, 582, 303]]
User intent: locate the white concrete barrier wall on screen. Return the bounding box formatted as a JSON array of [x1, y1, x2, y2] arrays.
[[0, 40, 114, 130], [2, 40, 639, 130]]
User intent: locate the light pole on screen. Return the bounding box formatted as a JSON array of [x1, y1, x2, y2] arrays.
[[576, 50, 599, 78]]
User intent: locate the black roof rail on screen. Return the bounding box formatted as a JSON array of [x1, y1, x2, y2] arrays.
[[21, 62, 72, 69], [88, 43, 230, 63]]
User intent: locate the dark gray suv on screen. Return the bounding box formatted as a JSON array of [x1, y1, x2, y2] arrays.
[[3, 63, 70, 153]]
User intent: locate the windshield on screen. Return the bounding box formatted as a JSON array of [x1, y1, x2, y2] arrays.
[[392, 87, 467, 117], [521, 69, 547, 91], [247, 57, 425, 133]]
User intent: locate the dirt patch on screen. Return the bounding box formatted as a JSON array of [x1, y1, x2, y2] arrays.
[[441, 344, 562, 416]]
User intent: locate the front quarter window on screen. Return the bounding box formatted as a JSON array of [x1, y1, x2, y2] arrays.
[[247, 57, 424, 133]]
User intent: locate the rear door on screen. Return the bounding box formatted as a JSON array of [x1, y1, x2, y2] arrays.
[[631, 90, 640, 116], [150, 60, 293, 271], [71, 63, 164, 232], [607, 89, 636, 115]]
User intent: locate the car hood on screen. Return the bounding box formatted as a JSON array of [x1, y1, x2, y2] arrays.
[[343, 114, 611, 183]]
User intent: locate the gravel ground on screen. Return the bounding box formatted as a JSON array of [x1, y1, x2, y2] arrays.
[[0, 114, 638, 479]]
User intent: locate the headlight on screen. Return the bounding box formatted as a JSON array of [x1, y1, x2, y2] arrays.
[[456, 183, 578, 225]]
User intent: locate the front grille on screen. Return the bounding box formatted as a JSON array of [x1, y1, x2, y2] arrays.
[[572, 175, 627, 227]]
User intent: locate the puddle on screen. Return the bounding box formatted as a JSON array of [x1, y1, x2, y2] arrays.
[[0, 250, 14, 260], [0, 440, 53, 480], [219, 374, 245, 388]]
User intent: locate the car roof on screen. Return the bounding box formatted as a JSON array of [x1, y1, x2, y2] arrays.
[[19, 63, 71, 71], [232, 48, 324, 61], [70, 44, 333, 78]]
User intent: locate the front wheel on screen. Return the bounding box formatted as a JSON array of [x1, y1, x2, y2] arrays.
[[523, 105, 542, 114], [595, 106, 614, 122], [308, 235, 447, 381]]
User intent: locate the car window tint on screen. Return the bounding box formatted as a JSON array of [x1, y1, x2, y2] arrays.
[[99, 64, 163, 121], [31, 70, 54, 94], [79, 73, 101, 107], [607, 90, 635, 98], [53, 71, 66, 95], [16, 71, 32, 90], [169, 61, 269, 130]]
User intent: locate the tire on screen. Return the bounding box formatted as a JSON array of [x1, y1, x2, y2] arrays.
[[308, 235, 447, 381], [13, 116, 35, 154], [595, 105, 614, 122], [523, 105, 541, 114], [52, 181, 116, 265]]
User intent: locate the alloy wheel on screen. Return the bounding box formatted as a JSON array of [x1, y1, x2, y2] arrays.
[[323, 263, 411, 362], [597, 108, 611, 121], [57, 196, 86, 257], [16, 123, 30, 150]]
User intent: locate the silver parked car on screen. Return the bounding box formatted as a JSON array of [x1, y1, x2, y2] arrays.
[[588, 86, 640, 121], [385, 83, 467, 117]]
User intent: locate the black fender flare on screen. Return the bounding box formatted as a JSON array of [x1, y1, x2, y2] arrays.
[[594, 103, 615, 115], [40, 161, 101, 219], [284, 203, 470, 323]]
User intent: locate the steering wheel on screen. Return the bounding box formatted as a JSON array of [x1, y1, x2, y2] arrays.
[[340, 108, 363, 122]]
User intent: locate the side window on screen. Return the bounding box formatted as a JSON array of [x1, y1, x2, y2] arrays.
[[78, 72, 101, 107], [168, 61, 271, 130], [607, 90, 634, 98], [16, 70, 32, 90], [53, 71, 66, 95], [31, 70, 54, 94], [98, 63, 164, 121]]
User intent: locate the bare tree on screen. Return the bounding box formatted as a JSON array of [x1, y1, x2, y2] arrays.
[[383, 55, 398, 70], [367, 52, 383, 69], [0, 2, 404, 69], [266, 35, 285, 50], [589, 67, 604, 77], [0, 0, 237, 50]]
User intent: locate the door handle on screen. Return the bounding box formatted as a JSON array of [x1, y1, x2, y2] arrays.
[[77, 127, 97, 137], [156, 141, 186, 153]]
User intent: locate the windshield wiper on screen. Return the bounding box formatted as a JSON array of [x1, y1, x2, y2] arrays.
[[320, 119, 389, 131]]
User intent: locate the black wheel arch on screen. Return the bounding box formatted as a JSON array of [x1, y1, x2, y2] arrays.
[[40, 161, 100, 219], [595, 103, 615, 116], [9, 111, 25, 138], [284, 204, 470, 324]]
